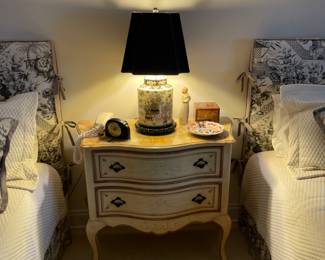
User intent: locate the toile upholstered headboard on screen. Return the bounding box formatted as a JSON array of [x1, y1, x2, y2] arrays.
[[0, 41, 68, 190], [243, 39, 325, 158]]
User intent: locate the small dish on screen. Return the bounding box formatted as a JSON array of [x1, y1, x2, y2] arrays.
[[188, 121, 224, 136]]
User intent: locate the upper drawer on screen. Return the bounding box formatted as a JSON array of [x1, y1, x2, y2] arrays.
[[92, 147, 223, 184]]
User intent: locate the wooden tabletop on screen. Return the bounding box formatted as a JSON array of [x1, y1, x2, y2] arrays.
[[79, 118, 235, 150]]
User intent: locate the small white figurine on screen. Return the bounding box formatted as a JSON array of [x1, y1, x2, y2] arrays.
[[179, 87, 191, 125]]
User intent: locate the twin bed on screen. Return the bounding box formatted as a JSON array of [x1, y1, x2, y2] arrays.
[[0, 41, 69, 260], [241, 151, 325, 260], [0, 163, 66, 259], [240, 40, 325, 260]]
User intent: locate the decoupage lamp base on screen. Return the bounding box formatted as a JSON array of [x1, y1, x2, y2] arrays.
[[136, 76, 176, 136]]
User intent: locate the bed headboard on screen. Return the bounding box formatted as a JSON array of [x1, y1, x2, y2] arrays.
[[0, 41, 68, 190], [245, 39, 325, 157]]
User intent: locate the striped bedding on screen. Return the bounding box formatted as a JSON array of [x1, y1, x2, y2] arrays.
[[241, 151, 325, 260], [0, 163, 66, 260]]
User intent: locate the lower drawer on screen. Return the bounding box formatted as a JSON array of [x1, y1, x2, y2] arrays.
[[95, 184, 221, 219]]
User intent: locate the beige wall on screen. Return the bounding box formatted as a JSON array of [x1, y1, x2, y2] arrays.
[[2, 0, 325, 224]]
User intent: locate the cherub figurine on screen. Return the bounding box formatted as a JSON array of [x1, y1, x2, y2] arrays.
[[180, 87, 191, 125]]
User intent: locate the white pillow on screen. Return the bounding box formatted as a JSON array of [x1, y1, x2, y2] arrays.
[[0, 92, 39, 191], [287, 105, 325, 179], [280, 84, 325, 113], [280, 84, 325, 102], [272, 84, 325, 158], [272, 94, 289, 157], [284, 97, 324, 171]]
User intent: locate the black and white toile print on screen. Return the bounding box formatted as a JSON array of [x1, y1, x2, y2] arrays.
[[0, 41, 68, 189], [246, 39, 325, 157]]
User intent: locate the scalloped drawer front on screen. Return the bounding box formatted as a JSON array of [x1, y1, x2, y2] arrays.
[[92, 148, 222, 183], [96, 184, 221, 219]]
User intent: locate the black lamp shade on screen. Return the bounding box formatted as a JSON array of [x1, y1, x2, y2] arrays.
[[121, 12, 190, 75]]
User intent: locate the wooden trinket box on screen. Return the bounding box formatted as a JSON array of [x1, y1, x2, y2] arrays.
[[195, 102, 220, 122]]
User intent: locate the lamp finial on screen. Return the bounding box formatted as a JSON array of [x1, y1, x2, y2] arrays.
[[153, 8, 159, 13]]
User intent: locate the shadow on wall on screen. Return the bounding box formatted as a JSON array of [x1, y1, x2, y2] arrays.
[[19, 0, 274, 10], [50, 7, 136, 120], [24, 0, 312, 11], [20, 0, 324, 10]]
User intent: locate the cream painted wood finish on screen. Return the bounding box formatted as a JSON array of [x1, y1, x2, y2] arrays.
[[80, 119, 235, 260], [92, 148, 222, 183], [96, 183, 220, 218]]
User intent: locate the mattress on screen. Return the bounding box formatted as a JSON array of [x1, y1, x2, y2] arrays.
[[0, 163, 67, 260], [241, 151, 325, 260]]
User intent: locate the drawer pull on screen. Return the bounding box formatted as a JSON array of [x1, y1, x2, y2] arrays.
[[109, 162, 125, 173], [192, 194, 206, 204], [193, 158, 208, 169], [111, 197, 126, 207]]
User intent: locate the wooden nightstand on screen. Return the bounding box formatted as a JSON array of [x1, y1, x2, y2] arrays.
[[79, 119, 235, 260]]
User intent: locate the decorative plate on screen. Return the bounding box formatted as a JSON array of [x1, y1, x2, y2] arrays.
[[188, 121, 224, 136]]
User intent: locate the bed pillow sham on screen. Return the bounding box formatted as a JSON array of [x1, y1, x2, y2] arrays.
[[272, 84, 325, 158], [313, 107, 325, 133], [287, 103, 325, 179], [280, 84, 325, 103], [0, 92, 39, 191], [272, 95, 289, 157], [0, 118, 18, 213]]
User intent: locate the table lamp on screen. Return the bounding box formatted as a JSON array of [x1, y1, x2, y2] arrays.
[[121, 9, 190, 135]]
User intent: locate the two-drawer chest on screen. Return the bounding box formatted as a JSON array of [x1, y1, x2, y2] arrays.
[[79, 119, 235, 260]]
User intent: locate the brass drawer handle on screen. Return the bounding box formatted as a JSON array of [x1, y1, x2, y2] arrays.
[[110, 197, 126, 207], [193, 158, 208, 169], [109, 162, 125, 173], [192, 194, 206, 204]]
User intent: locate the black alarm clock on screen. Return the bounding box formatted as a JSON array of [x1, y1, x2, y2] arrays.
[[105, 118, 130, 140]]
